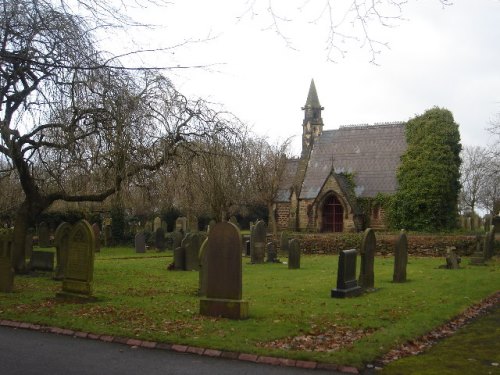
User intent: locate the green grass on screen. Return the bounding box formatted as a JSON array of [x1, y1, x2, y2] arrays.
[[1, 247, 499, 368], [381, 304, 500, 375]]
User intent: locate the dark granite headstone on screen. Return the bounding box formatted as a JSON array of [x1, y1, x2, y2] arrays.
[[0, 229, 14, 292], [135, 232, 146, 253], [331, 249, 362, 298], [54, 222, 72, 280], [38, 221, 50, 248], [251, 220, 266, 264], [288, 239, 300, 269], [200, 222, 248, 319], [30, 250, 55, 271], [266, 242, 278, 263], [358, 228, 376, 289], [57, 220, 95, 300], [92, 223, 101, 253], [155, 227, 166, 252], [393, 230, 408, 283], [245, 240, 250, 256], [173, 247, 185, 270]]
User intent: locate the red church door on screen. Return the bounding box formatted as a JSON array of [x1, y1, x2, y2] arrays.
[[322, 195, 343, 232]]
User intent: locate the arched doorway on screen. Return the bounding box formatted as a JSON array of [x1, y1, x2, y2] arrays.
[[322, 195, 344, 232]]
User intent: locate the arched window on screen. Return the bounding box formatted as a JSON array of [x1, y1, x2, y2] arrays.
[[322, 195, 344, 232]]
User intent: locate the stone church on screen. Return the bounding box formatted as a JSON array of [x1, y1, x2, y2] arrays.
[[275, 80, 407, 232]]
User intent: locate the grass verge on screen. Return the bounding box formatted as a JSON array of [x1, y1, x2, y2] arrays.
[[0, 247, 498, 368]]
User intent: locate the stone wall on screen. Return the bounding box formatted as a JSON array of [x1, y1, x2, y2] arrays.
[[275, 203, 290, 230], [278, 232, 496, 257]]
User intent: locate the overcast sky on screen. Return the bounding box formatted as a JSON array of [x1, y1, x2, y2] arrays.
[[117, 0, 500, 155]]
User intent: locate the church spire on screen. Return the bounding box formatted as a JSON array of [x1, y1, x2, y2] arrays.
[[304, 79, 322, 109], [301, 79, 324, 157]]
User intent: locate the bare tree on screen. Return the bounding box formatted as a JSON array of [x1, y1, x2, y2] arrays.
[[460, 146, 489, 223], [0, 0, 233, 272], [240, 0, 453, 63], [244, 136, 291, 236]]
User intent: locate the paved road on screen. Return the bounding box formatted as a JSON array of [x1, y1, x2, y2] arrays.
[[0, 326, 346, 375]]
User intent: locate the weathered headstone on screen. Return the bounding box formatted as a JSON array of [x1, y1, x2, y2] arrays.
[[155, 227, 166, 252], [251, 220, 266, 264], [38, 221, 50, 248], [54, 222, 72, 280], [198, 238, 209, 296], [266, 242, 278, 263], [288, 239, 301, 269], [175, 216, 188, 233], [0, 229, 14, 292], [484, 225, 495, 260], [144, 220, 153, 234], [358, 228, 376, 289], [189, 217, 199, 233], [280, 231, 289, 254], [171, 230, 183, 251], [470, 234, 486, 265], [92, 223, 101, 253], [443, 247, 461, 269], [56, 220, 95, 300], [134, 232, 146, 253], [153, 216, 162, 232], [30, 250, 55, 271], [393, 230, 408, 283], [331, 249, 363, 298], [184, 233, 204, 271], [200, 222, 248, 319]]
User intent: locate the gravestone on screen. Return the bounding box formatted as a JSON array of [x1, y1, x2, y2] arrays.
[[393, 230, 408, 283], [358, 228, 376, 289], [470, 234, 486, 265], [251, 220, 266, 264], [30, 250, 55, 271], [280, 231, 289, 254], [207, 219, 216, 234], [103, 223, 112, 247], [135, 232, 146, 253], [54, 222, 72, 280], [92, 223, 101, 253], [173, 247, 185, 270], [175, 217, 188, 233], [0, 229, 14, 292], [198, 238, 209, 296], [171, 231, 183, 251], [184, 233, 204, 271], [484, 225, 495, 260], [153, 216, 162, 232], [200, 222, 248, 319], [229, 216, 239, 229], [443, 247, 461, 269], [245, 240, 250, 256], [331, 249, 363, 298], [155, 227, 166, 252], [56, 220, 95, 300], [38, 221, 50, 248], [144, 220, 153, 234], [266, 242, 278, 263], [189, 217, 199, 233], [288, 239, 301, 269]]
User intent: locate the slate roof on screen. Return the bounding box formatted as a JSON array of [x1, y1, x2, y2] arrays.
[[276, 158, 299, 202], [299, 123, 407, 200]]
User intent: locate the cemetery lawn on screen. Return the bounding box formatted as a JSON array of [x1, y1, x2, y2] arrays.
[[0, 249, 499, 368]]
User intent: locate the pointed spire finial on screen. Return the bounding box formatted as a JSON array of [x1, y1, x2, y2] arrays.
[[304, 79, 322, 109]]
